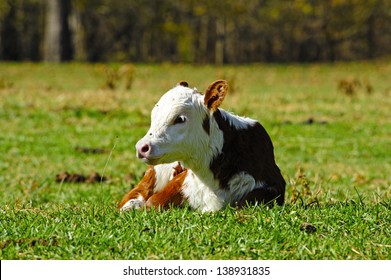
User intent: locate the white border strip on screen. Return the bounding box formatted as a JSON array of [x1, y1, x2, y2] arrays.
[[1, 260, 390, 280]]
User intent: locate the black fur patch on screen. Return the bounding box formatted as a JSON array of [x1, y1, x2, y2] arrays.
[[202, 116, 210, 135], [209, 109, 285, 205]]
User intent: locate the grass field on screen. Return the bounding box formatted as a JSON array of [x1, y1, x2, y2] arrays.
[[0, 62, 390, 259]]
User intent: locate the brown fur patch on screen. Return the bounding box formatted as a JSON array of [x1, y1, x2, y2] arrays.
[[146, 169, 188, 209], [172, 162, 185, 176], [204, 80, 228, 111], [118, 165, 156, 209]]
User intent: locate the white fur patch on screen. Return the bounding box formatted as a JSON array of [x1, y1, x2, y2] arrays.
[[224, 172, 257, 204], [182, 170, 225, 212], [182, 171, 263, 212], [153, 162, 179, 192], [218, 109, 257, 129]]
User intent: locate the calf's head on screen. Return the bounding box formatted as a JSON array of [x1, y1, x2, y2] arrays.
[[136, 80, 228, 166]]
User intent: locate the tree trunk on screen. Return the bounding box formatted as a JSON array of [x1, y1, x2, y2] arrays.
[[44, 0, 72, 62], [215, 19, 225, 65], [69, 9, 85, 61], [0, 3, 20, 60], [366, 12, 376, 59], [0, 19, 3, 60], [198, 16, 209, 64]]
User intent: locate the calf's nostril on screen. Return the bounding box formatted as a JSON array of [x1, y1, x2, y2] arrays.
[[141, 144, 150, 154]]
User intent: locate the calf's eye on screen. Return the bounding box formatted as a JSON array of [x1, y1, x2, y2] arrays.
[[173, 115, 186, 125]]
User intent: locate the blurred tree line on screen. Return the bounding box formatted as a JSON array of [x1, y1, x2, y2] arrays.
[[1, 0, 390, 63]]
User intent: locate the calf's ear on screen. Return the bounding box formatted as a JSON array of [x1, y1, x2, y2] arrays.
[[204, 80, 228, 111]]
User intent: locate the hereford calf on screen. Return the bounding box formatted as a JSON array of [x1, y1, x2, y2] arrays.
[[119, 80, 285, 212]]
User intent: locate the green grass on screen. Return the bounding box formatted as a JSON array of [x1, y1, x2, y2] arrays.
[[0, 62, 390, 259]]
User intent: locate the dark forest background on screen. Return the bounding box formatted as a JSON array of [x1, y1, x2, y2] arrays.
[[1, 0, 391, 63]]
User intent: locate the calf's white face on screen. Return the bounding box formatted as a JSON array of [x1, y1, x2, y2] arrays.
[[135, 80, 228, 166], [136, 85, 208, 165]]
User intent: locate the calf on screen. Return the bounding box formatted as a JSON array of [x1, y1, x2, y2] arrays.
[[119, 80, 285, 212]]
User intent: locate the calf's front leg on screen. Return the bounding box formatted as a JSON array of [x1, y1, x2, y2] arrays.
[[146, 169, 188, 209], [118, 165, 157, 211]]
